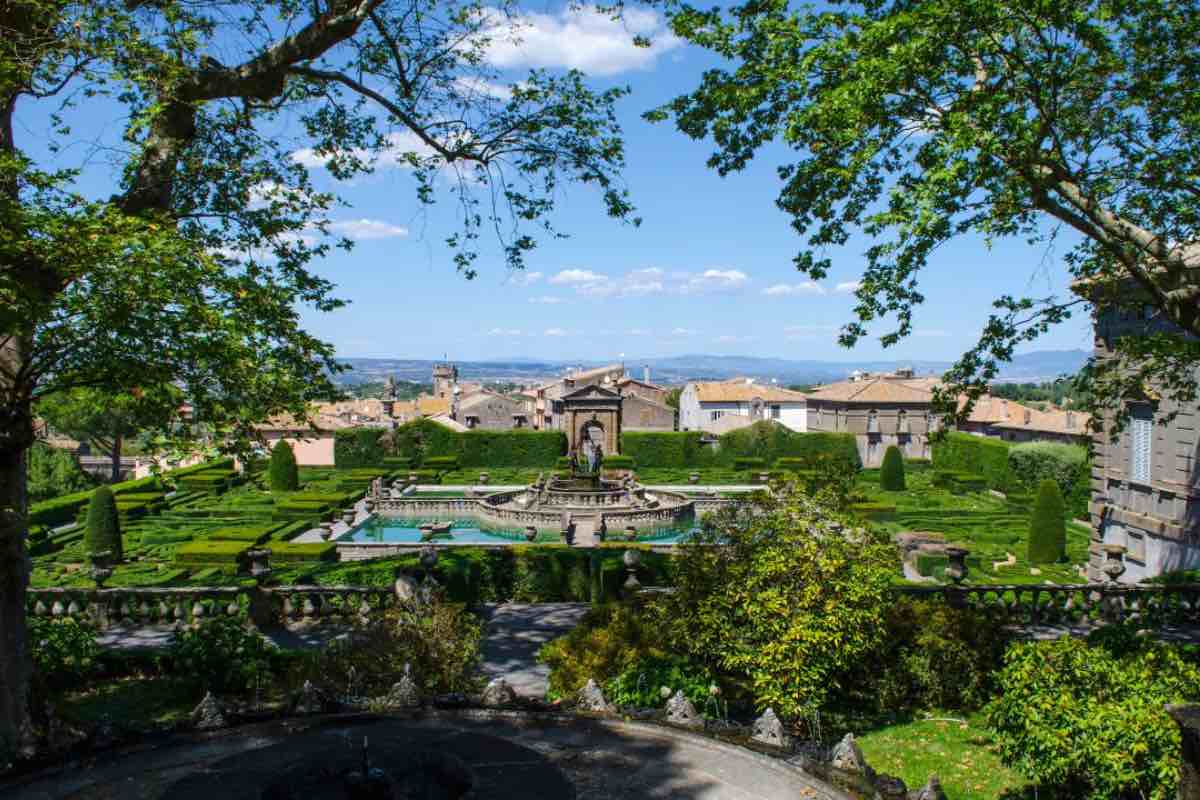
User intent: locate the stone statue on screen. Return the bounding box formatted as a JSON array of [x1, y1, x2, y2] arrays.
[[583, 437, 602, 473], [383, 375, 397, 400]]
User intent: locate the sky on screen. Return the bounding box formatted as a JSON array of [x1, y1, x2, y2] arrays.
[[19, 1, 1096, 365]]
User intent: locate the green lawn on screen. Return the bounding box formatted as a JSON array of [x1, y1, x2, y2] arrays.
[[58, 678, 198, 730], [856, 715, 1031, 800]]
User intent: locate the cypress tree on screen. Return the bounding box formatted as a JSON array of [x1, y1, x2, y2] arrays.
[[269, 439, 299, 491], [880, 445, 906, 491], [85, 485, 122, 561], [1028, 478, 1067, 563]]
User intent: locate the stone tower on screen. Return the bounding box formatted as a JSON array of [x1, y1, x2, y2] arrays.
[[433, 362, 458, 398]]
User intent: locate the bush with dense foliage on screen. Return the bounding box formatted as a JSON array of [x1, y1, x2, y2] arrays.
[[837, 597, 1008, 713], [27, 443, 96, 504], [28, 618, 100, 693], [986, 633, 1200, 800], [335, 428, 389, 468], [538, 604, 661, 701], [268, 440, 299, 491], [605, 654, 721, 711], [649, 487, 896, 715], [932, 432, 1013, 492], [1028, 478, 1066, 564], [1009, 441, 1091, 518], [349, 419, 566, 468], [880, 446, 906, 491], [84, 485, 122, 560], [168, 616, 273, 697], [291, 601, 482, 697]]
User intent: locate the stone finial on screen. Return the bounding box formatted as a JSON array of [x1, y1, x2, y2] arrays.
[[665, 690, 704, 730], [577, 679, 613, 713], [830, 733, 875, 782], [383, 663, 421, 709], [481, 677, 517, 707], [191, 691, 228, 730], [751, 707, 789, 748], [909, 775, 947, 800]]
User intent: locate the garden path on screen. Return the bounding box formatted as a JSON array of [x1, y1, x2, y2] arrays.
[[477, 602, 590, 698]]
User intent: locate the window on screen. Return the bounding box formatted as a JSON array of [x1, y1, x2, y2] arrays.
[[770, 405, 781, 420], [1131, 408, 1153, 483], [868, 409, 879, 433], [897, 409, 909, 433], [710, 410, 725, 422]]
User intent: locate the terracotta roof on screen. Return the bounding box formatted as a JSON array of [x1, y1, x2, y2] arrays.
[[255, 412, 352, 432], [415, 396, 451, 416], [807, 377, 934, 404], [991, 404, 1091, 436], [959, 394, 1019, 424], [693, 382, 809, 403]]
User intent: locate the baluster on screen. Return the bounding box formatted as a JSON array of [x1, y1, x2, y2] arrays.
[[173, 596, 187, 623], [1128, 592, 1142, 623], [66, 595, 82, 620], [358, 593, 372, 621], [1030, 589, 1042, 624], [226, 598, 240, 617], [137, 598, 151, 621], [33, 599, 47, 617], [283, 593, 296, 621], [192, 598, 207, 623], [302, 593, 318, 621], [51, 599, 65, 617]]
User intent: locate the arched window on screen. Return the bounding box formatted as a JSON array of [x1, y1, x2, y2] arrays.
[[897, 409, 909, 434], [868, 409, 879, 433]]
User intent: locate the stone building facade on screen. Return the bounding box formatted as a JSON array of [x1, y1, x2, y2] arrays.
[[678, 380, 808, 434], [458, 390, 530, 430], [1089, 307, 1200, 582], [805, 371, 940, 467], [526, 363, 674, 433]]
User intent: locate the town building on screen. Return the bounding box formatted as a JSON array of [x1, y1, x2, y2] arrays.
[[804, 369, 940, 466], [525, 363, 675, 433], [1088, 304, 1200, 582], [957, 395, 1090, 444], [678, 379, 807, 434]]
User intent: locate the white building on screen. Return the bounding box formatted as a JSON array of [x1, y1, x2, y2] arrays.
[[679, 379, 808, 433]]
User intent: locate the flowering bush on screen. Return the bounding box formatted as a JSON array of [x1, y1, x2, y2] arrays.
[[28, 618, 99, 693], [168, 616, 272, 697]]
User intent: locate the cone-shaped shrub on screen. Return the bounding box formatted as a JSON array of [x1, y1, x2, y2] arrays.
[[880, 446, 906, 491], [85, 485, 122, 560], [269, 440, 299, 492], [1028, 478, 1066, 563]]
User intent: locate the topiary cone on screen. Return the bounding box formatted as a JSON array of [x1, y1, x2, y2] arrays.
[[268, 439, 299, 492], [1028, 478, 1066, 564], [85, 485, 123, 561], [880, 445, 906, 491]]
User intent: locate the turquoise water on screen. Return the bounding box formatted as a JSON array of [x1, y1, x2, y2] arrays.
[[345, 517, 520, 544]]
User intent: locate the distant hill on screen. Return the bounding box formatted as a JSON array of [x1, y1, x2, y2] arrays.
[[332, 349, 1089, 387]]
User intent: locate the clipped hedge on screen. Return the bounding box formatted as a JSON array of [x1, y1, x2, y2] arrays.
[[1028, 479, 1067, 564], [1008, 441, 1091, 519], [424, 455, 459, 470], [932, 432, 1014, 492], [267, 542, 337, 563], [880, 446, 906, 491], [269, 440, 299, 491], [208, 523, 282, 544], [734, 456, 767, 470], [601, 454, 635, 470], [622, 423, 859, 471], [337, 420, 566, 468], [175, 540, 251, 565], [85, 486, 122, 560], [619, 431, 707, 468]]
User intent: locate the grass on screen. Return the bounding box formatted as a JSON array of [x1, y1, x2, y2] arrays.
[[855, 714, 1031, 800], [57, 678, 198, 730]]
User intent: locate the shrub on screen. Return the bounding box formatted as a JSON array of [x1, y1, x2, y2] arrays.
[[986, 635, 1200, 800], [289, 601, 482, 697], [538, 604, 660, 701], [423, 455, 459, 470], [601, 454, 635, 470], [733, 456, 766, 470], [334, 427, 388, 468], [1028, 478, 1066, 563], [267, 542, 337, 563], [650, 486, 896, 715], [168, 616, 272, 697], [605, 654, 720, 711], [27, 443, 95, 504], [621, 425, 860, 471], [932, 432, 1013, 492], [28, 618, 100, 693], [880, 446, 906, 490], [174, 540, 252, 565], [837, 597, 1008, 713], [85, 485, 122, 560], [268, 440, 299, 491]]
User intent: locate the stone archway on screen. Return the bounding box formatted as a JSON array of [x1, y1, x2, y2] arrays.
[[579, 419, 605, 471]]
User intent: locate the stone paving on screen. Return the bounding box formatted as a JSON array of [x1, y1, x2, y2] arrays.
[[477, 603, 591, 698]]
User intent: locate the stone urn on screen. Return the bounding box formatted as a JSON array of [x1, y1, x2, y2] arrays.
[[364, 497, 376, 513], [420, 546, 439, 571], [1101, 543, 1127, 584], [944, 546, 970, 585], [246, 548, 272, 584], [89, 550, 115, 589], [624, 526, 638, 542], [408, 471, 419, 483], [622, 549, 642, 594], [688, 471, 700, 485], [478, 472, 490, 485], [342, 508, 357, 525], [524, 526, 538, 542]]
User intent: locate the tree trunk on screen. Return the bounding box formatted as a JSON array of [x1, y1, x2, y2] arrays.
[[0, 386, 32, 763], [110, 432, 122, 484]]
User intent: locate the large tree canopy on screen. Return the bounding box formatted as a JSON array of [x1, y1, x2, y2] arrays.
[[0, 0, 636, 759], [650, 0, 1200, 426]]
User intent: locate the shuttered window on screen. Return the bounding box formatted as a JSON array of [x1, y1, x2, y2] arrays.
[[1131, 410, 1153, 483]]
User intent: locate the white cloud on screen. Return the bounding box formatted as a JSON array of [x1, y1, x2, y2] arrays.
[[328, 219, 409, 240], [670, 327, 697, 336], [510, 271, 543, 286], [549, 268, 608, 285], [834, 281, 862, 293], [528, 295, 563, 304], [477, 5, 681, 77], [488, 327, 523, 336], [453, 76, 513, 100], [680, 268, 748, 294], [762, 281, 825, 296], [627, 328, 650, 336], [290, 130, 457, 171], [543, 327, 568, 337], [714, 334, 756, 343]]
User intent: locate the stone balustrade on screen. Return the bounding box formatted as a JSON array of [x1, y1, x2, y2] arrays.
[[26, 586, 249, 629], [897, 582, 1200, 627], [259, 585, 397, 626]]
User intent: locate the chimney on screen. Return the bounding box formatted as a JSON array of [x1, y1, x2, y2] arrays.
[[643, 365, 650, 383], [564, 377, 575, 391]]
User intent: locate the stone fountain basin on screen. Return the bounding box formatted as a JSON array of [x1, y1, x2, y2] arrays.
[[3, 712, 853, 800]]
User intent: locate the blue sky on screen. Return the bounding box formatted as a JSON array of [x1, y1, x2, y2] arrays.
[[21, 2, 1095, 364]]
